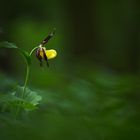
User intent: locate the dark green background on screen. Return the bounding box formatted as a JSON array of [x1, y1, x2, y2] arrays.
[[0, 0, 140, 140]]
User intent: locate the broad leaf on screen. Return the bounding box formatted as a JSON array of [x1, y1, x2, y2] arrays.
[[0, 85, 42, 114], [24, 88, 42, 106], [0, 41, 31, 66], [0, 41, 18, 49], [18, 49, 31, 66], [15, 86, 42, 111]]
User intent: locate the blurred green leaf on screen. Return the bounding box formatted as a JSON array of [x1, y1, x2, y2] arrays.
[[0, 41, 18, 49], [0, 85, 42, 118], [15, 86, 42, 111], [24, 88, 42, 106], [18, 49, 31, 66], [0, 93, 21, 103], [0, 41, 31, 66]]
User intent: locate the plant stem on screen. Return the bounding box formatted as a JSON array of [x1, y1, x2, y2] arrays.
[[15, 64, 30, 119], [22, 46, 38, 94], [15, 46, 38, 119], [30, 46, 38, 56], [22, 65, 30, 98]]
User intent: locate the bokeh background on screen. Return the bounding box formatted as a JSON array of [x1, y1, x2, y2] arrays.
[[0, 0, 140, 140]]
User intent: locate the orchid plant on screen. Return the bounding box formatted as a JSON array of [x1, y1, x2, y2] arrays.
[[0, 29, 57, 119]]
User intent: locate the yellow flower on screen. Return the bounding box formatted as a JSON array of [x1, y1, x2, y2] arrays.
[[36, 29, 57, 67], [45, 49, 57, 59], [36, 47, 57, 67]]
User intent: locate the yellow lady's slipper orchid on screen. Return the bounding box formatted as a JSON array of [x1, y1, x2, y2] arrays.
[[35, 29, 57, 67], [36, 47, 57, 67]]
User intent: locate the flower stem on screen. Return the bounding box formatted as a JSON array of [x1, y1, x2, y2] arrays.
[[22, 64, 30, 98], [30, 46, 38, 56], [15, 64, 30, 119], [15, 46, 38, 119], [22, 46, 38, 96]]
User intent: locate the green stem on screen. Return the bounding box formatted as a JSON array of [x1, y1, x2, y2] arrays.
[[29, 46, 38, 56], [22, 65, 30, 98], [15, 64, 30, 119], [15, 46, 38, 119], [22, 46, 38, 95], [22, 46, 38, 97]]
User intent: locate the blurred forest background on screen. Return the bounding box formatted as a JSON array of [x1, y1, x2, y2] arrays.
[[0, 0, 140, 140]]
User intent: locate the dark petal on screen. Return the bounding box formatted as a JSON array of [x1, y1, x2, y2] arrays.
[[42, 48, 49, 67], [36, 48, 42, 59], [40, 29, 56, 46], [36, 48, 40, 58], [36, 48, 43, 66]]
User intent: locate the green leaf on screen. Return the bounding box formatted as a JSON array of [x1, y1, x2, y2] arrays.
[[24, 88, 42, 106], [18, 49, 31, 66], [0, 41, 18, 49], [0, 41, 31, 65], [0, 85, 42, 114], [15, 86, 42, 111]]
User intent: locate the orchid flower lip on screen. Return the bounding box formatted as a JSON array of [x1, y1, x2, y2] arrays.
[[36, 46, 57, 67], [45, 49, 57, 60]]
